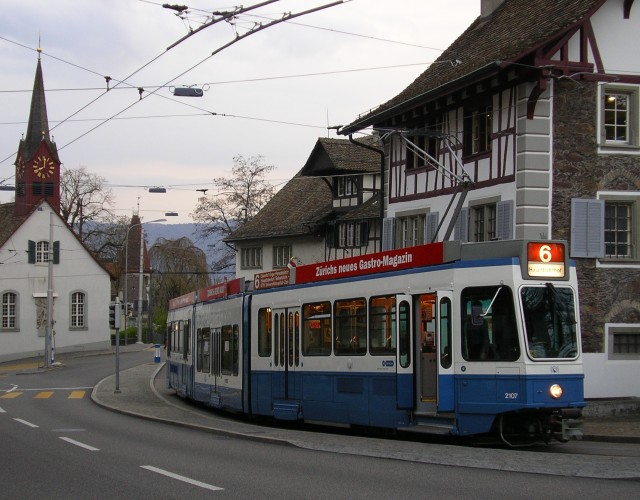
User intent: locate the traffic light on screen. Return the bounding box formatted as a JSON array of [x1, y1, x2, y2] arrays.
[[109, 302, 121, 330]]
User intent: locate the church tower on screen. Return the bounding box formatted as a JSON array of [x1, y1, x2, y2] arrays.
[[14, 49, 61, 216]]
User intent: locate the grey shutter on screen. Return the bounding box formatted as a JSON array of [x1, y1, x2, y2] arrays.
[[570, 198, 605, 257], [453, 208, 469, 242], [426, 212, 439, 243], [496, 200, 514, 240], [382, 217, 395, 251]]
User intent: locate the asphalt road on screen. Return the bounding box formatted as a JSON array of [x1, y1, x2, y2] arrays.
[[1, 351, 639, 499]]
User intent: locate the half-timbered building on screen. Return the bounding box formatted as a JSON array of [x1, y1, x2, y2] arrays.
[[226, 137, 382, 283], [340, 0, 640, 398]]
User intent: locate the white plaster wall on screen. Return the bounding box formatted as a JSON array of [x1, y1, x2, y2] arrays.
[[583, 353, 640, 398], [0, 204, 111, 362]]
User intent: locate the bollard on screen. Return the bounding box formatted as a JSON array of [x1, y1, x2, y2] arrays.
[[154, 344, 161, 363]]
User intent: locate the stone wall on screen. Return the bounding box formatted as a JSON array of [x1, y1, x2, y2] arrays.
[[552, 79, 640, 353]]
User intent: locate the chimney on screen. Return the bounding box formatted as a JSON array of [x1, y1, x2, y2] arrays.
[[481, 0, 506, 17]]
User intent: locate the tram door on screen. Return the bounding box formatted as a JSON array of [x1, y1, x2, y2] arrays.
[[415, 292, 454, 413], [396, 295, 413, 409], [271, 307, 301, 401], [417, 294, 438, 405]]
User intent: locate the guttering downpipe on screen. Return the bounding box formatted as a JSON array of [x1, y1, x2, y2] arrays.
[[348, 134, 385, 252]]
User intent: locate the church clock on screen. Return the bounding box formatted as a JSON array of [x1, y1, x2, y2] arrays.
[[33, 155, 55, 179]]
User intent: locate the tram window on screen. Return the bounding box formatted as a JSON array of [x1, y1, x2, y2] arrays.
[[288, 312, 294, 367], [274, 313, 279, 366], [257, 308, 272, 357], [521, 285, 578, 359], [167, 323, 173, 356], [294, 311, 300, 366], [461, 286, 519, 362], [334, 298, 367, 355], [233, 325, 239, 376], [197, 328, 211, 373], [183, 320, 191, 360], [398, 300, 411, 368], [369, 296, 396, 355], [279, 312, 285, 367], [221, 325, 233, 375], [302, 302, 332, 355], [439, 298, 452, 369]]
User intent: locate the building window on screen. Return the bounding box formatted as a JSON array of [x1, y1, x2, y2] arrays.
[[1, 292, 18, 330], [36, 241, 49, 263], [337, 222, 366, 248], [240, 247, 262, 269], [605, 202, 633, 258], [406, 134, 428, 169], [571, 195, 638, 261], [337, 176, 357, 197], [465, 104, 492, 156], [471, 203, 496, 242], [273, 245, 291, 268], [70, 291, 86, 329], [396, 214, 425, 248], [601, 86, 638, 148], [608, 325, 640, 360]]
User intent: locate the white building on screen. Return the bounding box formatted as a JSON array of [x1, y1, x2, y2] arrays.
[[0, 56, 112, 362]]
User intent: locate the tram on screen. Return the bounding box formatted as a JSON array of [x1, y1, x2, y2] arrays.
[[166, 239, 585, 444]]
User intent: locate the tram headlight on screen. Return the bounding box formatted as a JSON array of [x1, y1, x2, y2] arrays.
[[549, 384, 563, 399]]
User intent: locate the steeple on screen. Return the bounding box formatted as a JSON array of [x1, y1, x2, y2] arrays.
[[14, 51, 61, 216], [21, 50, 59, 163]]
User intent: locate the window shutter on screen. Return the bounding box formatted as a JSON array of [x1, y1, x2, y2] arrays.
[[570, 198, 605, 257], [53, 241, 60, 264], [382, 217, 395, 251], [453, 208, 469, 242], [27, 240, 35, 263], [426, 212, 439, 243], [496, 200, 514, 240]]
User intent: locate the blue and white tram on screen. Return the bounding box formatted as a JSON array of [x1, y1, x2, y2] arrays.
[[166, 240, 585, 443]]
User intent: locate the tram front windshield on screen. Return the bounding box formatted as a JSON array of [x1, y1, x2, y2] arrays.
[[521, 285, 578, 359]]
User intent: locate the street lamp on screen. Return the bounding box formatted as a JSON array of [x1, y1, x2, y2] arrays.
[[124, 218, 165, 343]]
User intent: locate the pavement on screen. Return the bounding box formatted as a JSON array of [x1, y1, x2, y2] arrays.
[[2, 345, 640, 479]]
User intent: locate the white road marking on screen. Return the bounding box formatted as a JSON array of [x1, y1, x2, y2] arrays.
[[59, 437, 100, 451], [0, 406, 6, 413], [13, 418, 38, 428], [141, 466, 224, 492], [7, 384, 18, 393]]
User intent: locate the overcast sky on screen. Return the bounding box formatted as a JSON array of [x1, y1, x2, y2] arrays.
[[1, 0, 479, 223]]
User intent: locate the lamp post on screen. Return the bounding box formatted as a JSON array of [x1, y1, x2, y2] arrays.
[[123, 218, 165, 343]]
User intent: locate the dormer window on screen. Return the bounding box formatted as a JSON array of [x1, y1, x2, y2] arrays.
[[337, 176, 357, 197]]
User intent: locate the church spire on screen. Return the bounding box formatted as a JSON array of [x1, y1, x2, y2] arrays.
[[23, 53, 55, 162], [14, 51, 61, 216]]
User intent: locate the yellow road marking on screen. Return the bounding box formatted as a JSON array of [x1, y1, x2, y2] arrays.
[[68, 391, 85, 399], [35, 391, 54, 399], [0, 392, 23, 399]]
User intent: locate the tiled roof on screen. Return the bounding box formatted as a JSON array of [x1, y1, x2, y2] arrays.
[[225, 173, 333, 242], [228, 136, 383, 242], [341, 0, 604, 133], [301, 137, 382, 176], [0, 203, 29, 248]]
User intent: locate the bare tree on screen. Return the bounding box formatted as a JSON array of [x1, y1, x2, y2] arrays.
[[191, 154, 276, 271], [60, 166, 116, 240]]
